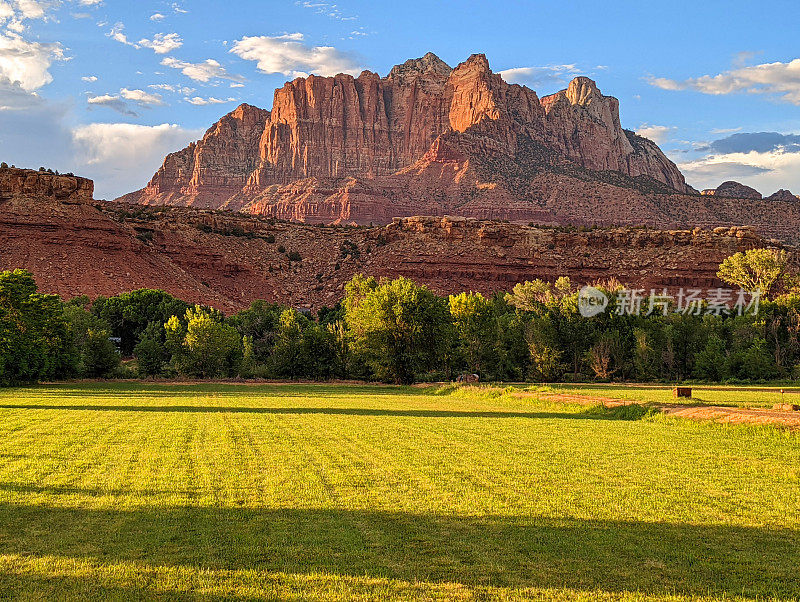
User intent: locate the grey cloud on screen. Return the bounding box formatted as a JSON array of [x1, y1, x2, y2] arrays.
[[699, 132, 800, 154], [681, 161, 771, 180]]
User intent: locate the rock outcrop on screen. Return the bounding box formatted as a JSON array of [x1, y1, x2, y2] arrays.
[[540, 78, 686, 191], [2, 169, 795, 312], [766, 189, 799, 202], [706, 181, 763, 200], [122, 53, 695, 223], [118, 104, 270, 208], [0, 168, 93, 204]]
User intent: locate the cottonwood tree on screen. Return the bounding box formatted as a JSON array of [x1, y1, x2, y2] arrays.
[[165, 306, 242, 378], [717, 248, 789, 299], [0, 270, 72, 384], [449, 292, 494, 376], [345, 275, 451, 384], [93, 289, 190, 355]]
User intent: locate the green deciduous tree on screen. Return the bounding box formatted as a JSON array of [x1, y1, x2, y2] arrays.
[[268, 309, 340, 380], [165, 306, 242, 378], [227, 300, 286, 364], [134, 321, 169, 377], [62, 304, 120, 377], [0, 269, 72, 385], [93, 289, 189, 355], [345, 275, 451, 384], [449, 292, 494, 376], [505, 277, 572, 311], [693, 334, 729, 382], [717, 248, 788, 299]]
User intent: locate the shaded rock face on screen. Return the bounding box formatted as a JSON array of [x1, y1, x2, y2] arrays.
[[120, 104, 269, 208], [712, 181, 763, 200], [766, 189, 799, 202], [0, 168, 93, 204], [539, 78, 684, 191], [124, 53, 693, 222]]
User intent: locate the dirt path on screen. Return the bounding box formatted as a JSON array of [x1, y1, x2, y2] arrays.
[[533, 392, 800, 429]]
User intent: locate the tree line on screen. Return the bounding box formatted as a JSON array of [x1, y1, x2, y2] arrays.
[[1, 249, 798, 385]]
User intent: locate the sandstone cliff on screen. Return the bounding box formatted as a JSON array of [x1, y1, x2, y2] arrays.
[[0, 168, 93, 204], [122, 104, 269, 208], [122, 53, 695, 223], [2, 169, 793, 312]]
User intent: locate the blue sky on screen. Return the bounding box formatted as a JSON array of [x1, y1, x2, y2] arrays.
[[1, 0, 799, 199]]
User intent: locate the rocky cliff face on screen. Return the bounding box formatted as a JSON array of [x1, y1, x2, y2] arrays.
[[124, 104, 269, 208], [539, 78, 683, 192], [122, 53, 694, 222], [0, 168, 93, 204], [4, 169, 798, 312]]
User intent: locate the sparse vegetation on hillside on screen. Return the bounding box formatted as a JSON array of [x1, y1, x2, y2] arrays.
[[3, 250, 800, 384]]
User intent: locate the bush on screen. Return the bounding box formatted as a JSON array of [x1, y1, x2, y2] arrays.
[[340, 241, 360, 258]]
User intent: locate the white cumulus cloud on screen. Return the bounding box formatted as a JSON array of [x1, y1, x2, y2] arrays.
[[0, 2, 14, 20], [0, 31, 63, 91], [87, 87, 164, 116], [161, 56, 244, 83], [498, 64, 581, 88], [679, 149, 800, 194], [149, 82, 194, 95], [107, 22, 134, 46], [138, 32, 182, 54], [14, 0, 47, 20], [635, 124, 675, 144], [230, 33, 361, 78], [650, 57, 800, 105], [87, 93, 136, 116], [185, 95, 235, 105], [71, 122, 203, 198], [120, 87, 164, 105]]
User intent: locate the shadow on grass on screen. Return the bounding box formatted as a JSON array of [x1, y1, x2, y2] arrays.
[[6, 383, 436, 400], [0, 504, 797, 599], [0, 404, 653, 421], [0, 482, 190, 498]]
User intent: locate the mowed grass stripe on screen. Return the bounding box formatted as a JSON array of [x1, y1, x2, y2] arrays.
[[0, 383, 798, 599]]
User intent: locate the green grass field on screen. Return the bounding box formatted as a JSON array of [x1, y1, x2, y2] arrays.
[[0, 383, 798, 600], [531, 383, 800, 409]]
